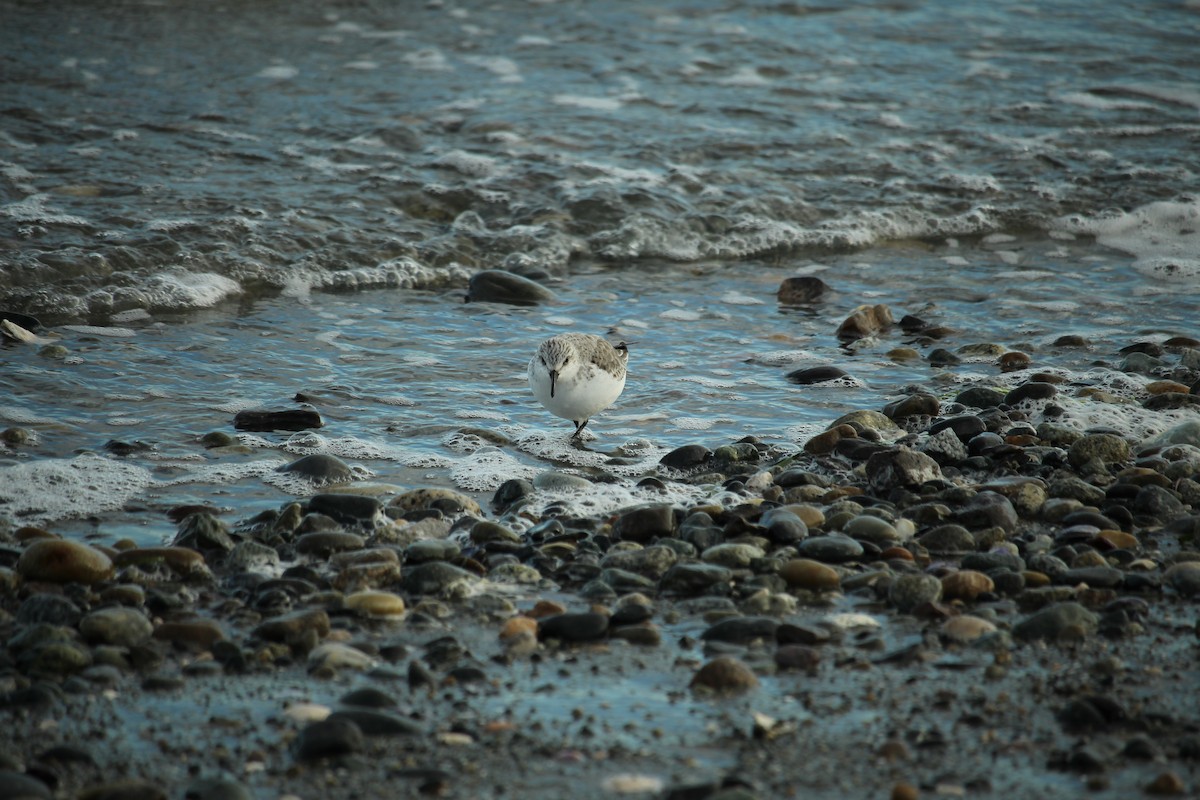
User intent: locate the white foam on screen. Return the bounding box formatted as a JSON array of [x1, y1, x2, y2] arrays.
[[61, 325, 137, 337], [0, 194, 91, 227], [719, 291, 764, 306], [1052, 200, 1200, 283], [671, 417, 714, 430], [0, 455, 154, 526], [431, 149, 501, 177], [553, 94, 623, 112], [257, 65, 299, 80], [449, 446, 538, 492]]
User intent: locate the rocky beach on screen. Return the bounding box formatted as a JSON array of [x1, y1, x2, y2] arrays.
[[4, 0, 1200, 797], [3, 272, 1200, 799]]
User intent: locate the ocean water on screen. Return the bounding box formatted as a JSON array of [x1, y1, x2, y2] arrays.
[[1, 0, 1198, 536]]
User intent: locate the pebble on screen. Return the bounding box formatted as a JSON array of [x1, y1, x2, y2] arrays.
[[941, 615, 998, 643], [660, 563, 734, 593], [940, 570, 994, 601], [17, 593, 83, 626], [1165, 561, 1200, 597], [183, 777, 254, 800], [402, 562, 476, 595], [79, 607, 153, 648], [254, 608, 331, 646], [327, 708, 422, 736], [918, 524, 976, 553], [17, 539, 114, 584], [276, 453, 351, 482], [659, 444, 713, 469], [345, 590, 407, 617], [865, 447, 942, 490], [308, 493, 383, 524], [777, 275, 828, 304], [295, 531, 366, 556], [234, 408, 324, 432], [786, 365, 848, 385], [888, 573, 943, 613], [701, 616, 779, 644], [0, 771, 53, 799], [152, 619, 226, 650], [779, 559, 840, 591], [539, 611, 609, 642], [1068, 433, 1131, 470], [701, 542, 764, 568], [843, 514, 904, 546], [294, 717, 365, 761], [1013, 602, 1098, 642], [836, 303, 893, 341], [308, 643, 377, 673], [1145, 771, 1187, 796], [797, 534, 863, 563], [465, 269, 555, 305], [614, 504, 677, 543], [690, 655, 759, 694], [774, 644, 821, 673]]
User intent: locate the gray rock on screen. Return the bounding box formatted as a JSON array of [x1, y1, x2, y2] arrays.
[[920, 427, 969, 464], [1047, 474, 1107, 505], [404, 539, 461, 563], [660, 563, 734, 594], [79, 607, 153, 648], [533, 471, 594, 491], [234, 408, 323, 432], [701, 616, 780, 644], [614, 504, 677, 543], [465, 269, 555, 305], [277, 453, 354, 484], [1057, 566, 1124, 588], [888, 573, 943, 613], [865, 447, 942, 491], [16, 594, 82, 627], [1134, 485, 1185, 519], [327, 709, 422, 736], [0, 771, 52, 800], [295, 717, 364, 761], [1068, 433, 1131, 470], [173, 512, 235, 552], [539, 612, 609, 642], [1165, 561, 1200, 597], [917, 524, 976, 553], [798, 534, 864, 563], [843, 515, 901, 546], [1014, 602, 1099, 642], [308, 493, 383, 525], [402, 562, 476, 595], [659, 444, 713, 469], [962, 551, 1025, 572], [955, 491, 1018, 533], [601, 545, 678, 578]]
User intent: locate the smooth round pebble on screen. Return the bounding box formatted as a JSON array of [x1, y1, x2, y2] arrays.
[[17, 539, 113, 584], [779, 559, 840, 591], [690, 656, 758, 694]]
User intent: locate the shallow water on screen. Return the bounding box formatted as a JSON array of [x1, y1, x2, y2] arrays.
[[3, 235, 1197, 544]]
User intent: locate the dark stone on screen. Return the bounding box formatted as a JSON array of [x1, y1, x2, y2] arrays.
[[173, 512, 235, 552], [776, 623, 832, 646], [1014, 602, 1099, 642], [775, 644, 821, 672], [777, 276, 828, 305], [294, 531, 365, 556], [660, 563, 734, 593], [929, 415, 987, 444], [539, 612, 609, 642], [326, 709, 422, 736], [339, 687, 397, 709], [883, 393, 940, 419], [0, 771, 52, 800], [954, 492, 1018, 532], [16, 594, 83, 627], [1005, 382, 1058, 405], [961, 551, 1025, 572], [307, 494, 382, 524], [865, 447, 942, 490], [1057, 566, 1124, 588], [955, 387, 1006, 408], [700, 616, 779, 644], [614, 504, 677, 543], [183, 777, 254, 800], [917, 524, 976, 553], [234, 408, 323, 432], [797, 534, 864, 563], [786, 366, 848, 385], [277, 453, 354, 483], [294, 717, 365, 761], [402, 562, 475, 595], [465, 269, 555, 305], [1134, 485, 1185, 519], [659, 444, 713, 469], [492, 478, 534, 512]]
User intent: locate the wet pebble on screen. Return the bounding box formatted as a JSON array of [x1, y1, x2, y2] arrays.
[[888, 573, 943, 613], [307, 493, 383, 525], [941, 615, 998, 643], [254, 608, 331, 646], [277, 453, 351, 483], [865, 447, 942, 490], [1014, 601, 1098, 642], [690, 655, 759, 694], [235, 408, 323, 432], [786, 365, 848, 385], [776, 275, 828, 304], [1068, 433, 1131, 470], [295, 531, 366, 556], [836, 303, 893, 341], [940, 570, 994, 601], [0, 771, 53, 799], [402, 562, 476, 595], [701, 616, 779, 644], [152, 619, 226, 650], [614, 504, 677, 543], [327, 708, 422, 736], [797, 534, 863, 563], [294, 717, 365, 761], [779, 559, 840, 591], [918, 524, 976, 553], [701, 542, 764, 568], [659, 444, 713, 469], [774, 644, 821, 673], [183, 777, 254, 800], [79, 607, 153, 648], [1165, 561, 1200, 597], [17, 593, 83, 626], [466, 269, 555, 305], [17, 539, 114, 584], [660, 563, 734, 593], [539, 611, 609, 642], [344, 590, 407, 617]]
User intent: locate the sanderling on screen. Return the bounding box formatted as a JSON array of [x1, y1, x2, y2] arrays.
[[528, 333, 628, 438]]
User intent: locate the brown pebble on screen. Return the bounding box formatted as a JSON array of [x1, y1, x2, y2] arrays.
[[690, 656, 758, 694], [890, 781, 919, 800], [1095, 529, 1138, 550], [17, 539, 114, 584], [779, 559, 840, 591], [881, 546, 914, 561], [941, 570, 994, 601], [804, 424, 857, 456], [1145, 770, 1186, 795], [112, 546, 207, 575], [500, 616, 538, 642], [836, 303, 893, 341], [1022, 570, 1051, 588], [527, 600, 567, 618], [999, 351, 1031, 372], [153, 619, 227, 650]]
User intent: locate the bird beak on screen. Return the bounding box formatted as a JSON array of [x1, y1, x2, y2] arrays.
[[549, 370, 557, 398]]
